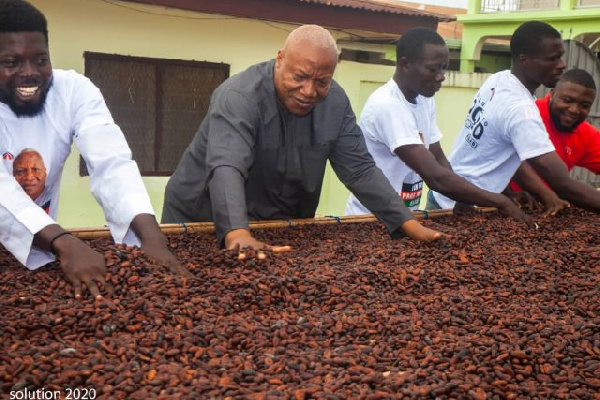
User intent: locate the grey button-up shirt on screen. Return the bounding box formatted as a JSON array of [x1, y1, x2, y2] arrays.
[[162, 60, 413, 242]]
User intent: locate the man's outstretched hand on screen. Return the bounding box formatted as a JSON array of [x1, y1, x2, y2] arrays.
[[400, 219, 449, 241], [56, 235, 112, 299], [140, 235, 193, 278], [225, 229, 291, 260], [131, 214, 193, 278], [35, 225, 112, 299]]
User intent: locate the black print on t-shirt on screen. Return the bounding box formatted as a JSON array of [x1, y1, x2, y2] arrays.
[[464, 96, 489, 149]]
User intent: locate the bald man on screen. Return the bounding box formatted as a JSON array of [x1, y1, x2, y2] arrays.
[[163, 25, 443, 253], [13, 148, 47, 201]]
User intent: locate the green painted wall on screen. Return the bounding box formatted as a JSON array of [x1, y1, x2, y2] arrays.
[[477, 52, 511, 73], [29, 0, 487, 227]]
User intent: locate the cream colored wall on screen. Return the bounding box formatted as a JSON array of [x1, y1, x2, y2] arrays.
[[30, 0, 485, 226]]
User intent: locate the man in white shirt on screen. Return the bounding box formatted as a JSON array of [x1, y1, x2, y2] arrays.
[[430, 21, 600, 215], [346, 27, 531, 226], [0, 0, 188, 299]]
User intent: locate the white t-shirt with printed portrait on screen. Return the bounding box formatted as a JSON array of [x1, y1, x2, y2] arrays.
[[0, 69, 154, 269], [431, 70, 556, 209], [345, 78, 443, 215]]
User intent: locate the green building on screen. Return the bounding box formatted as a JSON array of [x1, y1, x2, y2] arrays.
[[459, 0, 600, 73]]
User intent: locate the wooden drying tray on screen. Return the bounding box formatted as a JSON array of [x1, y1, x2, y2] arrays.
[[68, 207, 497, 240]]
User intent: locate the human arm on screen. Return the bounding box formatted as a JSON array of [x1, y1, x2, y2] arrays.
[[67, 74, 190, 275], [526, 152, 600, 213], [77, 112, 189, 272], [428, 142, 479, 215], [396, 143, 534, 226], [69, 75, 161, 247], [429, 141, 452, 170], [204, 88, 290, 254], [512, 160, 569, 216], [328, 98, 444, 241]]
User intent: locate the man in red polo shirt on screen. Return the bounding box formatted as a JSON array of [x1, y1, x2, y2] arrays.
[[539, 68, 599, 173], [509, 68, 599, 212]]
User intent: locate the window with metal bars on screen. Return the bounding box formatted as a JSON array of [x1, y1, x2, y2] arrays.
[[81, 52, 229, 176]]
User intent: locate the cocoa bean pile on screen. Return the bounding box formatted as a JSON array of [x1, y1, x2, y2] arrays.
[[1, 208, 599, 399]]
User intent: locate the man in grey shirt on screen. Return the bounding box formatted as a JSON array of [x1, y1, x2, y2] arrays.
[[162, 25, 444, 253]]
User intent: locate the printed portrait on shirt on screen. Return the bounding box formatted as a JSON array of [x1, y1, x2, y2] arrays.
[[12, 148, 51, 213]]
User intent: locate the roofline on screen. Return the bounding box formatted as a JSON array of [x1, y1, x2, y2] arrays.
[[121, 0, 455, 35]]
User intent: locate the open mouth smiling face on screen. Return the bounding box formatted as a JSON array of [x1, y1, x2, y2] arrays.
[[0, 31, 52, 116]]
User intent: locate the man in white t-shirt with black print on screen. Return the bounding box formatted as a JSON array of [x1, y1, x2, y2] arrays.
[[346, 27, 532, 227], [430, 21, 600, 216]]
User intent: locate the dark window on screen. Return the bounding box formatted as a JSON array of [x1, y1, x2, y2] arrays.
[[339, 48, 394, 66], [81, 52, 229, 176]]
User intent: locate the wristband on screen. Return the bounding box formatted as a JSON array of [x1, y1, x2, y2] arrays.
[[49, 231, 73, 254]]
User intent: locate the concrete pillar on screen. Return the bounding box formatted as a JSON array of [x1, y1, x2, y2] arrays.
[[459, 32, 484, 73], [468, 0, 481, 14], [560, 0, 577, 12]]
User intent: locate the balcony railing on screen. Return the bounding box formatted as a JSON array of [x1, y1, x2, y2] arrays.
[[481, 0, 559, 12], [577, 0, 600, 7]]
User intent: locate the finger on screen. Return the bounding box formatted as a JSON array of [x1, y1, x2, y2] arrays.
[[87, 281, 102, 300], [526, 220, 536, 229], [173, 264, 194, 278], [521, 216, 536, 229], [95, 274, 107, 288], [104, 282, 115, 297], [270, 245, 292, 253], [94, 274, 112, 297], [72, 279, 83, 300], [238, 250, 247, 260], [257, 251, 267, 260], [549, 205, 564, 217]]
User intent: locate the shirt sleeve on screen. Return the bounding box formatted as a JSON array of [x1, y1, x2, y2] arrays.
[[428, 99, 444, 144], [577, 125, 600, 174], [506, 101, 555, 161], [364, 97, 422, 154], [209, 166, 249, 244], [71, 76, 154, 246], [0, 161, 56, 268], [328, 98, 414, 235], [205, 88, 257, 242]]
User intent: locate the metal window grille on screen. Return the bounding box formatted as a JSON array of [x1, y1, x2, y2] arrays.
[[81, 53, 229, 176]]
